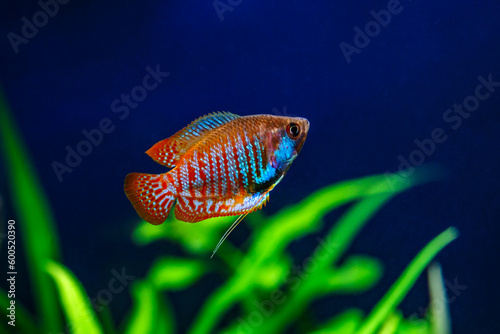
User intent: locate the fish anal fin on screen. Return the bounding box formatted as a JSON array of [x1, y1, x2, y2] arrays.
[[146, 111, 239, 167], [173, 191, 270, 223]]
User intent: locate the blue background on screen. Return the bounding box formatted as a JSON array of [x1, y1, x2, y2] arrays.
[[1, 0, 499, 332]]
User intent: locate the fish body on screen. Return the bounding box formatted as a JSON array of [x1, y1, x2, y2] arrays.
[[124, 112, 309, 225]]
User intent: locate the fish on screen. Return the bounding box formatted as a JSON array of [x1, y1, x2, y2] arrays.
[[124, 111, 309, 255]]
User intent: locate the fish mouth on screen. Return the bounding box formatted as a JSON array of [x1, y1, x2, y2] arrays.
[[303, 118, 310, 134]]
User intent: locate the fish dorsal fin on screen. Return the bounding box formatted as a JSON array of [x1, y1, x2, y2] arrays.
[[146, 111, 240, 168]]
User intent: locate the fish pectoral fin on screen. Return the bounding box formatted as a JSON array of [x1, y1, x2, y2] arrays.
[[146, 112, 240, 168], [211, 213, 248, 259]]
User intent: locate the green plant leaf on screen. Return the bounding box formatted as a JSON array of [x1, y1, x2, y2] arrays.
[[252, 174, 394, 255], [395, 317, 430, 334], [133, 215, 235, 254], [156, 295, 177, 334], [254, 257, 291, 290], [323, 255, 383, 293], [357, 227, 459, 334], [254, 191, 402, 334], [311, 309, 364, 334], [124, 280, 157, 334], [97, 304, 117, 334], [124, 279, 175, 334], [148, 257, 207, 290], [378, 312, 402, 334], [189, 171, 430, 334], [45, 260, 103, 334], [0, 90, 62, 332]]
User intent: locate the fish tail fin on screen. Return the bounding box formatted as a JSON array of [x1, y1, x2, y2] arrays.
[[124, 172, 177, 225]]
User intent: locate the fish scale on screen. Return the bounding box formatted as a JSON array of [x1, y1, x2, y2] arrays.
[[124, 112, 309, 225]]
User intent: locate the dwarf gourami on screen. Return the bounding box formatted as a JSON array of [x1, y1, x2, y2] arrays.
[[124, 112, 309, 255]]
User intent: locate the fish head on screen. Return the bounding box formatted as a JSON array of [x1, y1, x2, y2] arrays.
[[268, 115, 310, 168]]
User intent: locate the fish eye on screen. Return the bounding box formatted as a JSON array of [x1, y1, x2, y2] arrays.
[[286, 123, 300, 139]]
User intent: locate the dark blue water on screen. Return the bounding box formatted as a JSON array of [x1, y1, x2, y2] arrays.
[[1, 0, 499, 333]]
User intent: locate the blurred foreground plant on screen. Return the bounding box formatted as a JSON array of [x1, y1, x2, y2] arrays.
[[132, 171, 457, 334], [0, 92, 457, 334]]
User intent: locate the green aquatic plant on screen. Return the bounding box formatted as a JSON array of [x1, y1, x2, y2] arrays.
[[0, 93, 457, 334], [0, 91, 62, 333], [132, 174, 457, 334]]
